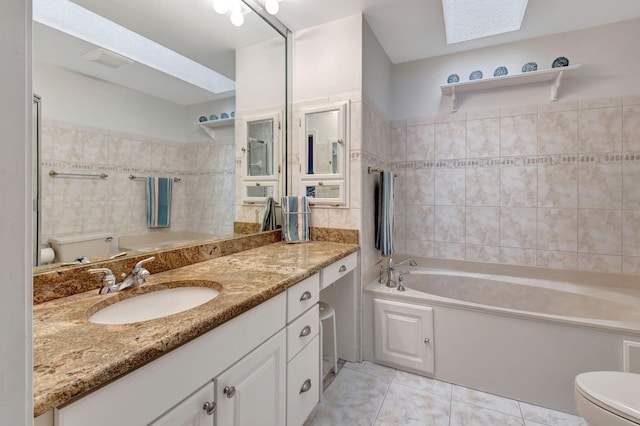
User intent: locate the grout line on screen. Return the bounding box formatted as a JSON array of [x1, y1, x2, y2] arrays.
[[372, 367, 396, 424]]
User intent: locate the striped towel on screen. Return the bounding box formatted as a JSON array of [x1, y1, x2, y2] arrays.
[[146, 177, 172, 228], [281, 196, 310, 243], [375, 170, 394, 255], [260, 196, 277, 232]]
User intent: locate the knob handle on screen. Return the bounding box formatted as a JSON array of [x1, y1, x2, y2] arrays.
[[203, 401, 216, 415], [424, 337, 431, 344], [299, 379, 312, 394], [223, 385, 236, 398], [299, 291, 312, 301], [339, 265, 347, 272], [299, 325, 311, 337]]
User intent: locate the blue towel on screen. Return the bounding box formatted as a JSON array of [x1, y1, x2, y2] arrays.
[[281, 196, 310, 243], [375, 170, 395, 255], [260, 196, 277, 232], [146, 177, 172, 228]]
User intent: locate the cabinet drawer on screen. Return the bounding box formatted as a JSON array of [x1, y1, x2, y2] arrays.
[[321, 252, 357, 290], [287, 336, 320, 426], [287, 305, 319, 361], [287, 273, 319, 322]]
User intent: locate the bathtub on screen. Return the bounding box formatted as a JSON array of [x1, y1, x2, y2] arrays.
[[364, 267, 640, 415], [118, 231, 218, 251]]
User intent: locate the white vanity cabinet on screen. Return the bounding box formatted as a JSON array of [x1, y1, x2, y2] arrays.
[[215, 329, 287, 426], [285, 273, 320, 426], [150, 382, 215, 425], [44, 253, 359, 426], [373, 298, 435, 375], [54, 293, 287, 426]]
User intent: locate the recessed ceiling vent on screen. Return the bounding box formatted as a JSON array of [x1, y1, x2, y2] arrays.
[[82, 47, 134, 69]]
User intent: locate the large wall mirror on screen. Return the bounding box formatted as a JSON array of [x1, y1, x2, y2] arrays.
[[32, 0, 289, 268]]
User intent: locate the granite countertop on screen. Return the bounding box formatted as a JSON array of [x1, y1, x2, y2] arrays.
[[33, 241, 358, 417]]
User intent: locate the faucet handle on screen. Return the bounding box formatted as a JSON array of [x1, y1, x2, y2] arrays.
[[397, 272, 406, 292], [133, 256, 156, 273], [88, 268, 116, 294]]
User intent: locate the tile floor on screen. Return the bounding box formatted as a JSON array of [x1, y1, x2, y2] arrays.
[[305, 361, 587, 426]]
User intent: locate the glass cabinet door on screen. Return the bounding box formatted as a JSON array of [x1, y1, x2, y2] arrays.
[[241, 111, 281, 205]]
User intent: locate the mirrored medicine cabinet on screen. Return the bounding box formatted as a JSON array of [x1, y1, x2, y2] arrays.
[[241, 111, 282, 204], [299, 102, 348, 206]]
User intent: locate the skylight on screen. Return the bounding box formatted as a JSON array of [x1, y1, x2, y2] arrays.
[[442, 0, 529, 44], [33, 0, 236, 94]]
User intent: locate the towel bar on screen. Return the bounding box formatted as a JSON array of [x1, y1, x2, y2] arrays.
[[49, 170, 108, 179], [367, 167, 397, 177], [129, 175, 181, 183]]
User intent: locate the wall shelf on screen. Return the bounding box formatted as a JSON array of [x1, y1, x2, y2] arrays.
[[197, 117, 234, 139], [440, 64, 581, 112]]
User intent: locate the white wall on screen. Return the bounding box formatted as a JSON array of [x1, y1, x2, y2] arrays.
[[293, 15, 363, 102], [362, 18, 393, 118], [1, 0, 32, 423], [391, 18, 640, 120], [236, 36, 286, 112], [33, 61, 191, 142]]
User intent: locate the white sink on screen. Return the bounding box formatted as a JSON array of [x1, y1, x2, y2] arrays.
[[89, 286, 220, 324]]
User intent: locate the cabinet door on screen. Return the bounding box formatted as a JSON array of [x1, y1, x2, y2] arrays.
[[216, 329, 286, 426], [150, 382, 215, 426], [373, 298, 434, 374]]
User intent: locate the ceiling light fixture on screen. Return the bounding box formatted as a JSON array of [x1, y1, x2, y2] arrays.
[[265, 0, 280, 15], [442, 0, 529, 44], [230, 3, 245, 27], [213, 0, 230, 15], [214, 0, 251, 27]]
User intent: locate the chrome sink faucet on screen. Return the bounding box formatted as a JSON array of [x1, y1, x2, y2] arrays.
[[89, 256, 155, 295], [384, 256, 417, 288]]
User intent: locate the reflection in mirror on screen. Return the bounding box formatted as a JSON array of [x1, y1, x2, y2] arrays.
[[247, 119, 274, 177], [246, 184, 276, 198], [305, 184, 341, 200], [32, 0, 288, 270], [305, 109, 344, 176]]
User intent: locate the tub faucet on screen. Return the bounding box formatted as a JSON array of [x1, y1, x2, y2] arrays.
[[89, 256, 155, 294], [386, 257, 417, 288]]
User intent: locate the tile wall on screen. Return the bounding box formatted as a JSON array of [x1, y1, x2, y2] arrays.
[[390, 95, 640, 274], [39, 119, 234, 249]]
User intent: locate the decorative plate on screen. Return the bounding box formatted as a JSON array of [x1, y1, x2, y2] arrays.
[[447, 73, 460, 84], [522, 62, 538, 72], [494, 66, 508, 77], [209, 114, 218, 121], [221, 112, 230, 119], [469, 70, 483, 80], [552, 56, 569, 68], [230, 111, 235, 118], [199, 116, 207, 122]]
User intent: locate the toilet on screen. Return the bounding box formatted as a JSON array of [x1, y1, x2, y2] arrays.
[[48, 232, 113, 263], [575, 371, 640, 425]]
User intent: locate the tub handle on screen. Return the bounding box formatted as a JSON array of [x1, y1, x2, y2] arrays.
[[424, 337, 430, 344]]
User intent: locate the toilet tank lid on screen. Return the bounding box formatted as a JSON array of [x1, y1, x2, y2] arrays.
[[48, 232, 112, 245], [575, 371, 640, 422]]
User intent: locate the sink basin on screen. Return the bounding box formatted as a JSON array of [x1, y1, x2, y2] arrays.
[[89, 286, 220, 324]]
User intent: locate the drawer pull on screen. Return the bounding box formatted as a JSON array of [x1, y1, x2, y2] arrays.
[[299, 325, 312, 337], [299, 291, 312, 301], [203, 401, 216, 415], [299, 378, 312, 394], [223, 385, 236, 398], [339, 265, 347, 273]]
